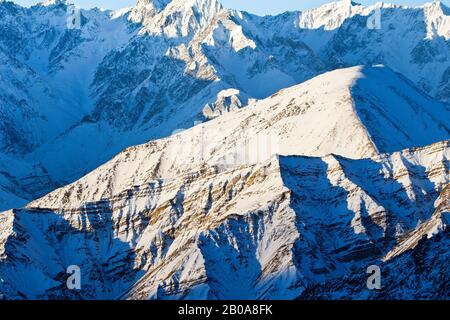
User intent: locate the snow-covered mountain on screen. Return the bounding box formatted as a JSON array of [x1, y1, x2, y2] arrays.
[[0, 0, 450, 211], [25, 65, 450, 208], [1, 65, 449, 299], [0, 0, 449, 300], [1, 141, 449, 299]]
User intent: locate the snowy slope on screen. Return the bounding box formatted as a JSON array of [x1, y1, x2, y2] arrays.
[[0, 139, 448, 299], [1, 0, 450, 210], [0, 49, 76, 154], [24, 65, 449, 209], [0, 1, 136, 209]]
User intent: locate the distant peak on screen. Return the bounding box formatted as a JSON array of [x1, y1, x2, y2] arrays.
[[134, 0, 171, 11], [427, 1, 450, 12], [163, 0, 223, 12], [129, 0, 170, 23], [300, 0, 363, 30], [424, 0, 443, 8], [423, 0, 450, 16], [339, 0, 361, 6], [39, 0, 67, 6], [307, 0, 362, 13], [131, 0, 221, 12], [325, 0, 362, 8], [130, 0, 223, 35]]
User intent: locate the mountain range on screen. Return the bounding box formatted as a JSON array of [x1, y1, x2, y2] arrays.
[[0, 0, 449, 300]]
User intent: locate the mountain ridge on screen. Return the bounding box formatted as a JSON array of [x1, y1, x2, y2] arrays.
[[1, 139, 448, 299], [23, 65, 449, 210]]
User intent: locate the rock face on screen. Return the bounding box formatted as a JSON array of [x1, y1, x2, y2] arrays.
[[0, 140, 448, 299], [0, 0, 450, 210], [0, 64, 449, 300]]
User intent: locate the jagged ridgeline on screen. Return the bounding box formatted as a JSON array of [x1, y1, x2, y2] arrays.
[[0, 0, 449, 299]]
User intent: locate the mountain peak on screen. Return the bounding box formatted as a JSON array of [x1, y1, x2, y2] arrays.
[[424, 0, 450, 15], [129, 0, 171, 22], [131, 0, 223, 36], [299, 0, 363, 30], [339, 0, 361, 6], [39, 0, 67, 6], [135, 0, 171, 11]]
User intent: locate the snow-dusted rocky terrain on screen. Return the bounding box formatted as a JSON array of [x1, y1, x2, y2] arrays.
[[1, 65, 449, 299], [0, 0, 450, 210], [0, 0, 449, 300]]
